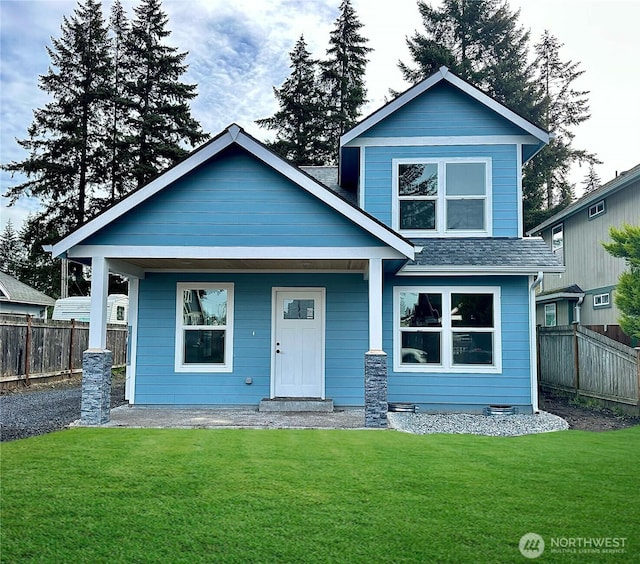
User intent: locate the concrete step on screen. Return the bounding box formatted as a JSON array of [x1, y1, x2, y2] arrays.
[[259, 398, 334, 413]]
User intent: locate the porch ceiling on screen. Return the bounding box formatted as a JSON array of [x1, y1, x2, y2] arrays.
[[110, 257, 369, 272]]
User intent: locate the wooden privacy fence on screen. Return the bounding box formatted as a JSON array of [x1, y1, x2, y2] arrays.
[[0, 315, 127, 386], [538, 325, 640, 413]]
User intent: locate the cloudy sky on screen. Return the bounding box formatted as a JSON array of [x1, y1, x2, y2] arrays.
[[1, 0, 639, 230]]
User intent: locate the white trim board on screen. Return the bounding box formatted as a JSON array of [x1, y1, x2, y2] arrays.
[[68, 245, 408, 260], [51, 124, 413, 261], [341, 67, 549, 147]]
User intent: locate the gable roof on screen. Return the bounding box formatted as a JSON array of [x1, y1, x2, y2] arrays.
[[341, 66, 550, 154], [50, 125, 414, 260], [527, 162, 640, 235], [0, 271, 56, 307]]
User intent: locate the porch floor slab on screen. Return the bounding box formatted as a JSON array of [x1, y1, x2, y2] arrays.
[[87, 406, 369, 430]]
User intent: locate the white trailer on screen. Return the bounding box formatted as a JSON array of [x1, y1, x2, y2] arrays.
[[52, 294, 128, 325]]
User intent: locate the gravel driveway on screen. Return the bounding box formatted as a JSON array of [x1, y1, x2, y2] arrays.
[[0, 374, 126, 442]]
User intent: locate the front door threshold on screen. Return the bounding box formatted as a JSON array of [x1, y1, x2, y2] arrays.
[[259, 398, 334, 413]]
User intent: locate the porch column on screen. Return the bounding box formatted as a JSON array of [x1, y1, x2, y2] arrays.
[[81, 256, 112, 425], [365, 258, 388, 428]]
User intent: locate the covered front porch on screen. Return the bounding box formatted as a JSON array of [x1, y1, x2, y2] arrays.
[[77, 253, 404, 428]]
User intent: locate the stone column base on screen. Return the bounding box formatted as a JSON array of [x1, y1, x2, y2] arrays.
[[365, 351, 388, 428], [81, 349, 113, 425]]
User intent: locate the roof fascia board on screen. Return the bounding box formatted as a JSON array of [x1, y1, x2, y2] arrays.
[[233, 134, 414, 259], [53, 126, 414, 261], [536, 291, 585, 303], [341, 70, 445, 145], [52, 130, 235, 257], [526, 166, 640, 235], [68, 245, 408, 260], [341, 66, 549, 147], [398, 265, 565, 276]]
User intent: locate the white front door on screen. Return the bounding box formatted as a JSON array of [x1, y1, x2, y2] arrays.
[[272, 289, 324, 398]]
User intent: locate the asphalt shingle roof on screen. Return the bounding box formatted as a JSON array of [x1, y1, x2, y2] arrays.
[[300, 166, 357, 204], [0, 271, 56, 306], [408, 238, 564, 271]]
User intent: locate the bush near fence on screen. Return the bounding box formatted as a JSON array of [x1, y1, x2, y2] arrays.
[[538, 324, 640, 415], [0, 314, 127, 387]]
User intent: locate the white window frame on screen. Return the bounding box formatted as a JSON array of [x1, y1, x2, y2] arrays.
[[593, 293, 610, 308], [551, 223, 564, 258], [588, 200, 606, 219], [175, 282, 234, 373], [392, 157, 492, 237], [393, 286, 502, 374], [544, 303, 557, 327]]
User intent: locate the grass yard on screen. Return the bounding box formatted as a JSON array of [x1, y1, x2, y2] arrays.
[[2, 427, 639, 563]]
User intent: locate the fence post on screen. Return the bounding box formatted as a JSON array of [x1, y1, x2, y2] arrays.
[[636, 348, 640, 409], [68, 319, 76, 376], [572, 323, 580, 396], [24, 315, 32, 386]]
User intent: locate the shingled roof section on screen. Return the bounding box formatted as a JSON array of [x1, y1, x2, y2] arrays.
[[300, 166, 357, 204], [404, 238, 564, 273], [0, 271, 56, 306]]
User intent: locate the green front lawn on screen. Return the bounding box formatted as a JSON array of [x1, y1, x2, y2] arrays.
[[2, 427, 638, 562]]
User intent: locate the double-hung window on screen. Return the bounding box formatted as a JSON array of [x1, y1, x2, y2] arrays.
[[394, 158, 491, 236], [175, 283, 234, 372], [394, 286, 501, 373]]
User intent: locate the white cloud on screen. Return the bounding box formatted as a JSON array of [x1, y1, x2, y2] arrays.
[[2, 0, 639, 231]]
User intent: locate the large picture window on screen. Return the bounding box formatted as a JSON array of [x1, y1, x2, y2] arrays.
[[395, 158, 491, 236], [175, 283, 234, 372], [394, 286, 501, 373]]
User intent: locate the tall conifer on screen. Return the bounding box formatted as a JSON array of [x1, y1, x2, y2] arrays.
[[256, 36, 326, 165], [123, 0, 207, 188], [320, 0, 372, 163]]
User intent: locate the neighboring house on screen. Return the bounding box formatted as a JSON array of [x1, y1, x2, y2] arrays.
[[49, 67, 562, 426], [0, 271, 56, 318], [528, 163, 640, 330], [52, 294, 129, 325]]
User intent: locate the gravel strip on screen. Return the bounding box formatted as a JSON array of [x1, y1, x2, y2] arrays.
[[388, 411, 569, 436]]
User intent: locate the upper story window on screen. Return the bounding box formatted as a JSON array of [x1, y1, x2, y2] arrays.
[[394, 158, 491, 237], [593, 293, 610, 308], [588, 200, 606, 219], [551, 223, 563, 262]]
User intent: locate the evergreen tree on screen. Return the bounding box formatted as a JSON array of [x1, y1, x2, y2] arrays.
[[320, 0, 372, 163], [256, 36, 326, 165], [16, 215, 65, 298], [526, 31, 599, 211], [603, 224, 640, 339], [582, 163, 601, 194], [107, 0, 132, 203], [3, 0, 112, 228], [0, 220, 24, 278], [399, 0, 540, 120], [123, 0, 207, 188]]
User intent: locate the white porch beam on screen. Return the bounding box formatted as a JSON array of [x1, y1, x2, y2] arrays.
[[368, 258, 384, 353], [88, 256, 110, 349]]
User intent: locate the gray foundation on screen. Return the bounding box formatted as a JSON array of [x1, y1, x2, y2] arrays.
[[81, 349, 113, 425], [365, 352, 388, 428]]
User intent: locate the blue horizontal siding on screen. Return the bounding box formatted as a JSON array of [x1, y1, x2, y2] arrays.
[[134, 271, 533, 410], [361, 82, 525, 138], [85, 147, 380, 248], [385, 275, 533, 409], [364, 144, 519, 236], [134, 272, 368, 406]]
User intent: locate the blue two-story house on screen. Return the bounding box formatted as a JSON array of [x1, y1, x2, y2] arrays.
[[50, 67, 562, 427]]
